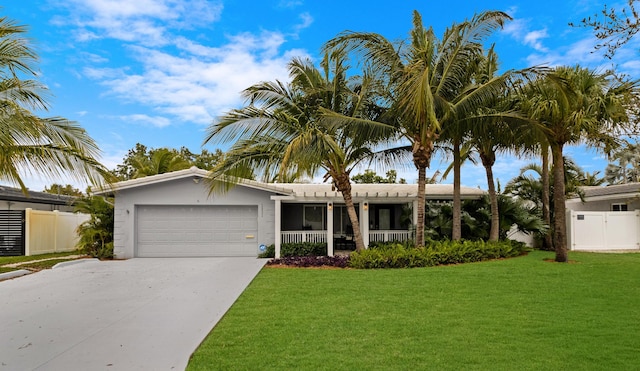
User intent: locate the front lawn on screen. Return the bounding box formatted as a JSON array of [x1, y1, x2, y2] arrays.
[[188, 251, 640, 370]]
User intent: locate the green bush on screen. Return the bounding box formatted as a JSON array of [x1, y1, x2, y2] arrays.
[[258, 244, 275, 258], [258, 242, 327, 258], [348, 239, 529, 269], [281, 242, 327, 257]]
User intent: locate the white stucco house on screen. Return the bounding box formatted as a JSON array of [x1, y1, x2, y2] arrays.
[[96, 167, 485, 259]]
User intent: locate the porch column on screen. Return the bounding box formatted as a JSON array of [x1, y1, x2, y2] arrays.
[[275, 199, 282, 259], [327, 201, 334, 256], [361, 201, 370, 248]]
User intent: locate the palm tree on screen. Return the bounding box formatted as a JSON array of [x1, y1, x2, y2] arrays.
[[130, 148, 192, 178], [204, 51, 392, 251], [517, 66, 636, 262], [0, 14, 110, 192], [604, 142, 640, 184], [324, 10, 512, 246]]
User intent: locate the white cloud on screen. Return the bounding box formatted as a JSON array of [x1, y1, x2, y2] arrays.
[[117, 114, 172, 128], [523, 29, 549, 52], [85, 32, 309, 125], [51, 0, 223, 46], [295, 12, 314, 32]]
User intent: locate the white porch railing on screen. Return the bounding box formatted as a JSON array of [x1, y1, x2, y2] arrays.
[[281, 231, 327, 244], [369, 230, 413, 243], [281, 230, 413, 245]]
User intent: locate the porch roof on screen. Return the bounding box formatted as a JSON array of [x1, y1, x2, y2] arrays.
[[271, 183, 484, 200]]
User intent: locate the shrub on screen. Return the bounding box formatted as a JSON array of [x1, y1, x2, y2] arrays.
[[368, 239, 416, 250], [258, 244, 275, 258], [267, 255, 350, 268], [281, 242, 327, 257], [348, 239, 529, 269]]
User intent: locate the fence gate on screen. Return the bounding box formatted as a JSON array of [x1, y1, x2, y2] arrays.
[[0, 210, 25, 256]]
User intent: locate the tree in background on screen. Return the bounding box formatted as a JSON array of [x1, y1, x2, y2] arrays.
[[352, 169, 407, 184], [605, 142, 640, 184], [572, 0, 640, 58], [0, 14, 111, 192], [112, 143, 224, 180], [43, 183, 84, 197]]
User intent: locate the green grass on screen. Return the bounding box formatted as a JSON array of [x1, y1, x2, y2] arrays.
[[187, 251, 640, 370], [0, 251, 84, 273]]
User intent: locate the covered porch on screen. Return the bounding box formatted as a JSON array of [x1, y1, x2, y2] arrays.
[[273, 198, 416, 258]]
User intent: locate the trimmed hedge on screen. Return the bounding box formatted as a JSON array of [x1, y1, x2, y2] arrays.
[[348, 240, 530, 269], [257, 242, 327, 258]]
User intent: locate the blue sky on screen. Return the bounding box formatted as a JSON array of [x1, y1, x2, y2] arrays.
[[4, 1, 639, 191]]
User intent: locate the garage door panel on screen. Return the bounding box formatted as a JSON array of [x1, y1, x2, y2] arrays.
[[136, 205, 258, 257]]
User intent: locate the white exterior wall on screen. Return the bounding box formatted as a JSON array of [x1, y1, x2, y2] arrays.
[[113, 178, 276, 259]]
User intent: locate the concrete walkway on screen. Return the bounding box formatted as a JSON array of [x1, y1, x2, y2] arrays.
[[0, 257, 267, 370]]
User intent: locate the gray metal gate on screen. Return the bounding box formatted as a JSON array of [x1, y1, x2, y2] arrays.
[[0, 210, 25, 256]]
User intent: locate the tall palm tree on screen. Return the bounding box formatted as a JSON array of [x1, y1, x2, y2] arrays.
[[0, 15, 110, 192], [324, 10, 513, 246], [519, 66, 637, 261], [204, 51, 392, 251]]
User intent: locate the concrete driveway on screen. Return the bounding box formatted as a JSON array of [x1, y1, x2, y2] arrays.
[[0, 257, 267, 370]]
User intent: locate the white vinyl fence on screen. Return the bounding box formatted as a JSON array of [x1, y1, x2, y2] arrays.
[[567, 210, 640, 251], [25, 208, 90, 256]]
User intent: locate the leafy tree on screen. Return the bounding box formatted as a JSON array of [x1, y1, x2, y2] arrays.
[[74, 195, 114, 259], [352, 169, 406, 184], [0, 14, 111, 192], [205, 51, 392, 251], [518, 66, 637, 262], [325, 10, 512, 246], [43, 183, 84, 197], [113, 143, 223, 180], [571, 0, 640, 58]]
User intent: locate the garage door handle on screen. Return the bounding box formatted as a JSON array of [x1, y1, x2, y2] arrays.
[[245, 235, 255, 239]]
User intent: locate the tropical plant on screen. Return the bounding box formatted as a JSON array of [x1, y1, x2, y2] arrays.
[[423, 195, 547, 242], [0, 14, 111, 192], [518, 66, 637, 262], [204, 50, 393, 251], [74, 195, 114, 258], [324, 10, 515, 246]]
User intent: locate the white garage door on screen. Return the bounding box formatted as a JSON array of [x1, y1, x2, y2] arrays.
[[136, 205, 258, 257]]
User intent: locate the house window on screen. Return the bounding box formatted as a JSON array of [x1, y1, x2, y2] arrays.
[[611, 203, 628, 212]]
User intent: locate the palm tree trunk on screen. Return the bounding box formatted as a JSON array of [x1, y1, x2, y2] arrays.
[[452, 139, 462, 241], [541, 145, 553, 251], [416, 165, 426, 247], [551, 143, 568, 262], [342, 191, 365, 251], [334, 173, 365, 251], [480, 151, 499, 241]]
